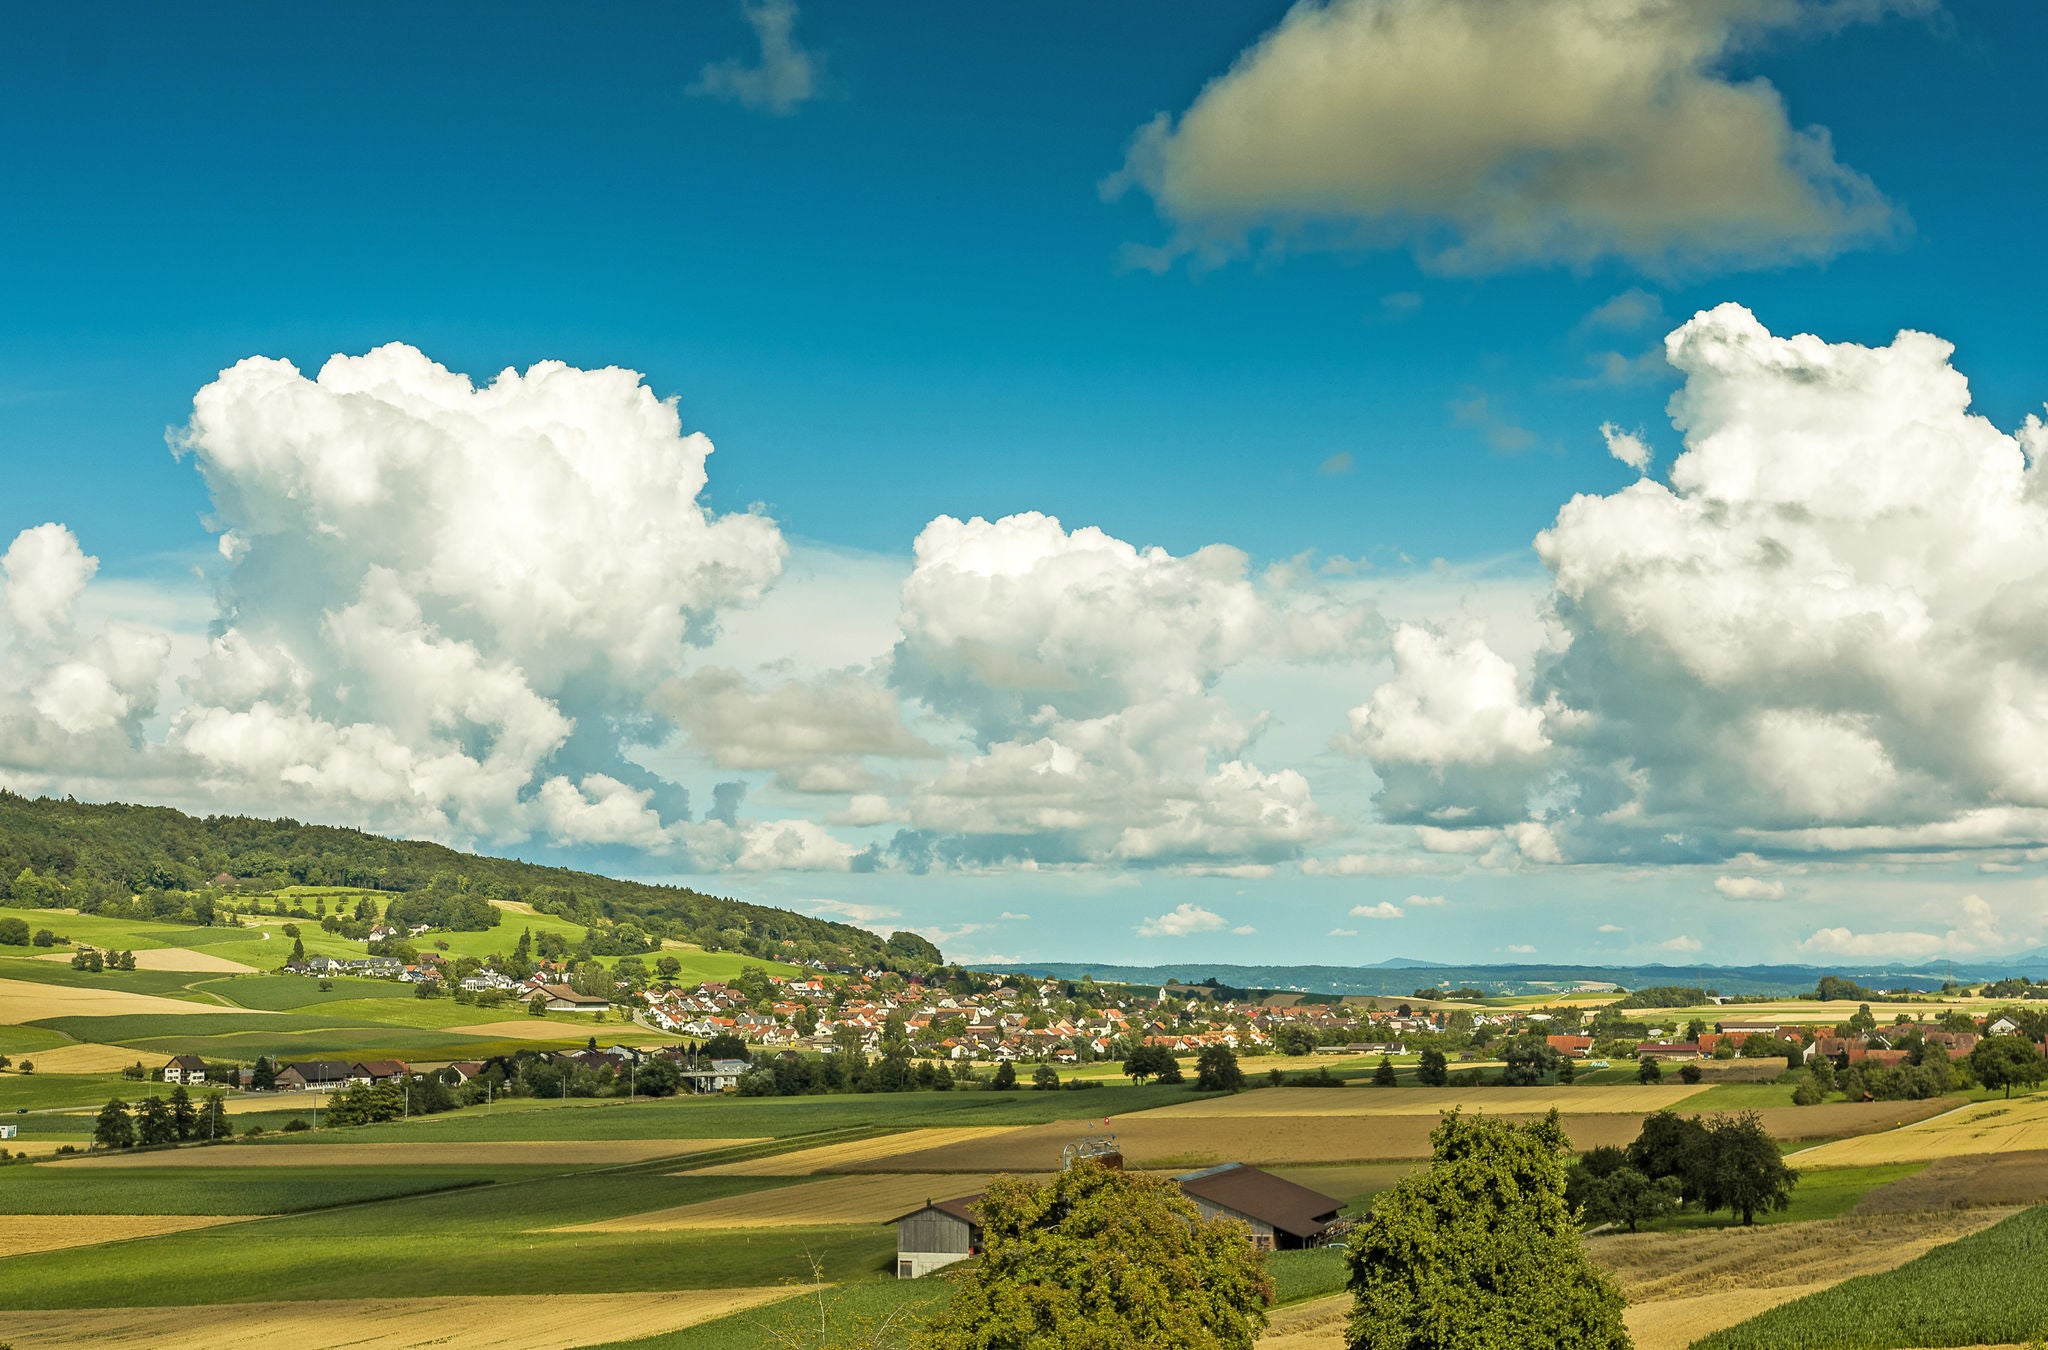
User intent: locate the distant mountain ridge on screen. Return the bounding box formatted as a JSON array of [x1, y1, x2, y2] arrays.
[[986, 956, 2045, 997]]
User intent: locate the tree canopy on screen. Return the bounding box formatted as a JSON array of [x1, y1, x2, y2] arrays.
[[920, 1161, 1272, 1350], [1346, 1110, 1630, 1349]]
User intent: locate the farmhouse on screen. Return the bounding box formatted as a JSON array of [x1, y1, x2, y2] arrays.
[[1173, 1163, 1342, 1251], [162, 1054, 207, 1085], [274, 1060, 351, 1091], [348, 1060, 411, 1085], [533, 983, 611, 1014], [677, 1058, 751, 1094], [1546, 1035, 1593, 1058], [891, 1194, 983, 1278]]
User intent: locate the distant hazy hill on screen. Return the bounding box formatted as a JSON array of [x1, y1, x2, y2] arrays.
[[987, 958, 2015, 998], [0, 792, 917, 969]]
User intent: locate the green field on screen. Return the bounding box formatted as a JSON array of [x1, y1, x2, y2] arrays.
[[1696, 1203, 2048, 1349], [1641, 1161, 1926, 1232], [598, 1279, 955, 1349], [0, 1164, 498, 1214], [0, 1168, 876, 1309]]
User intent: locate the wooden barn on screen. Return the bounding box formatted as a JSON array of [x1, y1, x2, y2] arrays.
[[889, 1194, 983, 1278], [1172, 1162, 1342, 1251]]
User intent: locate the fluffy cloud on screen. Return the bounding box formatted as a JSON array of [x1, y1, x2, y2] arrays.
[[1714, 875, 1786, 901], [1600, 423, 1653, 473], [1656, 935, 1704, 952], [0, 525, 170, 765], [1106, 0, 1912, 272], [654, 665, 933, 793], [691, 0, 819, 116], [1347, 303, 2048, 866], [1136, 903, 1231, 938], [891, 512, 1367, 869], [0, 345, 795, 857], [1339, 624, 1551, 826], [1350, 901, 1404, 919], [1798, 896, 2008, 961]]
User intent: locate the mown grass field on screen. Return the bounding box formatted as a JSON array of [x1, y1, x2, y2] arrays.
[[1696, 1202, 2048, 1349]]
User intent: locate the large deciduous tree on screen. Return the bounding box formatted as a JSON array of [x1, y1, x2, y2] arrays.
[[1346, 1110, 1629, 1349], [920, 1161, 1272, 1350], [1698, 1111, 1798, 1226], [1970, 1035, 2047, 1099]]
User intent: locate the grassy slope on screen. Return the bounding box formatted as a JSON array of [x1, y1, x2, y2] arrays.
[[1696, 1203, 2048, 1349], [0, 1164, 499, 1214]]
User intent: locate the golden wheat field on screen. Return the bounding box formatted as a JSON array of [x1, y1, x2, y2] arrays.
[[9, 1040, 153, 1073], [1146, 1085, 1712, 1118], [565, 1170, 1013, 1231], [0, 977, 250, 1023], [35, 948, 258, 974], [1793, 1096, 2048, 1166], [0, 1289, 797, 1350], [688, 1126, 1025, 1176], [51, 1139, 762, 1167], [0, 1214, 252, 1260]]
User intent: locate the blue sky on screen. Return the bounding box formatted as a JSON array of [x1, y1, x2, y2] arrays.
[[4, 1, 2047, 969]]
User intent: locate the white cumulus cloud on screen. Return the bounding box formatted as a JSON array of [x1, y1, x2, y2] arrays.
[[1137, 903, 1232, 938], [1350, 901, 1404, 920], [1715, 875, 1786, 901], [691, 0, 819, 116]]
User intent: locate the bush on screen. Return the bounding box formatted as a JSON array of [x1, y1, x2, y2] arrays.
[[0, 917, 28, 946], [1679, 1063, 1703, 1084], [281, 1118, 312, 1133]]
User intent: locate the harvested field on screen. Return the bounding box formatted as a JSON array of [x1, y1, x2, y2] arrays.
[[1257, 1292, 1350, 1348], [1146, 1085, 1710, 1118], [690, 1127, 1025, 1176], [1592, 1208, 2018, 1350], [0, 977, 244, 1023], [1689, 1058, 1788, 1082], [1265, 1162, 1418, 1207], [566, 1170, 1011, 1231], [13, 1041, 150, 1073], [0, 1289, 795, 1349], [49, 1139, 764, 1167], [1851, 1148, 2048, 1213], [844, 1101, 1929, 1173], [1794, 1096, 2048, 1166], [0, 1214, 248, 1259], [37, 948, 258, 974]]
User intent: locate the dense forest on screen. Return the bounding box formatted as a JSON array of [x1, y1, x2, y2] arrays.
[[0, 792, 921, 969]]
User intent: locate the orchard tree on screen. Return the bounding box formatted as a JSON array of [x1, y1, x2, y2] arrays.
[[1699, 1112, 1798, 1226], [1032, 1065, 1060, 1091], [1122, 1043, 1175, 1084], [921, 1161, 1272, 1350], [1346, 1110, 1628, 1349], [1196, 1045, 1245, 1093], [1971, 1036, 2048, 1099]]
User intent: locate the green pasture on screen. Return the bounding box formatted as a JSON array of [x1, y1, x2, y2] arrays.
[[0, 959, 220, 1001], [192, 974, 415, 1012], [0, 1025, 74, 1055], [0, 1169, 871, 1309], [1637, 1161, 1927, 1233], [0, 1163, 497, 1214], [0, 1071, 137, 1112], [1697, 1202, 2048, 1349]]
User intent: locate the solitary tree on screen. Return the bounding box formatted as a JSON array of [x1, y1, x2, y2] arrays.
[[1373, 1055, 1399, 1087], [1197, 1045, 1245, 1093], [1500, 1038, 1557, 1087], [1123, 1043, 1174, 1084], [1636, 1055, 1663, 1084], [1698, 1111, 1798, 1226], [1970, 1035, 2048, 1099], [1346, 1110, 1629, 1349], [1626, 1109, 1712, 1208], [1032, 1064, 1060, 1091], [921, 1161, 1272, 1350], [990, 1060, 1018, 1091], [1157, 1055, 1185, 1086]]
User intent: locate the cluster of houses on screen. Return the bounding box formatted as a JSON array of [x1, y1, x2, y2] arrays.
[[630, 971, 1531, 1065], [637, 973, 1474, 1066], [160, 1046, 753, 1096], [281, 951, 612, 1014], [1545, 1017, 2002, 1065]]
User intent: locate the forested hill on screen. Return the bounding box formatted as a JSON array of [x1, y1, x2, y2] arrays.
[[0, 792, 929, 969]]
